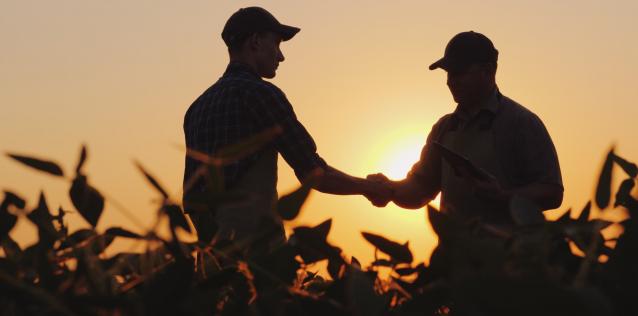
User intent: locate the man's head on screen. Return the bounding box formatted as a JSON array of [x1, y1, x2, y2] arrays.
[[222, 7, 299, 79], [430, 31, 499, 105]]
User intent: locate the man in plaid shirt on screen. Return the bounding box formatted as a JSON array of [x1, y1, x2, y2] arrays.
[[183, 7, 390, 244]]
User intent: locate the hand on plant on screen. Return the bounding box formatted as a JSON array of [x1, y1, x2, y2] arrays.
[[365, 173, 394, 207]]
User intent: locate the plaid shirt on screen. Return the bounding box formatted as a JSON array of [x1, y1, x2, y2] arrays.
[[183, 62, 327, 197]]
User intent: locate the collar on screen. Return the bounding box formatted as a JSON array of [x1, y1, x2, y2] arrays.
[[453, 88, 501, 121], [223, 61, 261, 79]]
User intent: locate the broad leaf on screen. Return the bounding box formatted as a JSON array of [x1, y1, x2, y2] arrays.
[[615, 178, 636, 208], [612, 153, 638, 178], [2, 191, 26, 210], [361, 232, 413, 263], [162, 204, 191, 233], [75, 144, 87, 174], [26, 192, 59, 247], [595, 148, 614, 209], [314, 218, 332, 239], [105, 227, 143, 239], [291, 220, 340, 264], [556, 208, 572, 224], [346, 267, 388, 316], [395, 266, 417, 276], [351, 256, 362, 269], [69, 175, 105, 227], [6, 153, 64, 177], [577, 201, 591, 222], [276, 170, 321, 220], [134, 161, 169, 199], [370, 259, 393, 267], [0, 192, 23, 240], [216, 126, 282, 165]]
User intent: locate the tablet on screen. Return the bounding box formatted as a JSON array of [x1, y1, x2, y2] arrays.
[[432, 141, 495, 181]]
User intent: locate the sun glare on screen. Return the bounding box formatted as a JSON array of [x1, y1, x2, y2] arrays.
[[378, 135, 424, 180], [367, 129, 442, 209]]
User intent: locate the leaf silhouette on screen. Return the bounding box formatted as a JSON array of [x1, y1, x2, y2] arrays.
[[216, 126, 282, 165], [370, 259, 393, 267], [614, 178, 635, 208], [0, 192, 24, 240], [69, 175, 105, 227], [314, 218, 332, 239], [58, 228, 96, 250], [556, 208, 572, 224], [1, 236, 22, 262], [134, 161, 169, 199], [291, 219, 339, 264], [351, 256, 362, 269], [2, 191, 26, 210], [75, 145, 87, 174], [162, 204, 191, 233], [577, 201, 591, 223], [346, 267, 388, 316], [361, 232, 413, 263], [427, 204, 459, 240], [276, 169, 321, 220], [595, 148, 614, 209], [6, 153, 64, 177], [26, 192, 58, 247], [0, 209, 17, 241], [395, 266, 417, 276], [612, 153, 638, 178], [105, 227, 143, 239]]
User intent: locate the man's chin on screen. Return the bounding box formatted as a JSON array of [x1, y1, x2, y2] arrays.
[[262, 71, 277, 79]]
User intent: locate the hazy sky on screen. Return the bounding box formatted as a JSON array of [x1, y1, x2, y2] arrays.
[[2, 0, 637, 266]]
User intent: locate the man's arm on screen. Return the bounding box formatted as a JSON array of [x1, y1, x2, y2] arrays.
[[367, 173, 436, 209], [311, 166, 392, 199], [248, 84, 390, 199]]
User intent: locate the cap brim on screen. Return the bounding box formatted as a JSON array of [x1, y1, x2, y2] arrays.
[[429, 57, 446, 70], [278, 24, 300, 41], [429, 57, 470, 72]]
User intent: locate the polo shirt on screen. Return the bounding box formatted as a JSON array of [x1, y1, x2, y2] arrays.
[[408, 89, 562, 223]]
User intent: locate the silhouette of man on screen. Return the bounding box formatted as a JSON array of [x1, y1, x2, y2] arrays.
[[183, 7, 390, 244], [368, 31, 563, 227]]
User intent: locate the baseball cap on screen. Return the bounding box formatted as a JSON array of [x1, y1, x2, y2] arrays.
[[221, 7, 300, 47], [429, 31, 499, 72]]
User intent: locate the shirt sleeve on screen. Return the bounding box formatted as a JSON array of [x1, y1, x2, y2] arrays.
[[406, 116, 449, 201], [515, 113, 563, 188], [247, 83, 327, 181]]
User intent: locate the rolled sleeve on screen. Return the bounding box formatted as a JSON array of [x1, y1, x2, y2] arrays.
[[407, 117, 448, 200], [248, 84, 327, 181]]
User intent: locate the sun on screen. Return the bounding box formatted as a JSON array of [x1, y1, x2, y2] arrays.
[[378, 135, 425, 180], [366, 128, 441, 209]]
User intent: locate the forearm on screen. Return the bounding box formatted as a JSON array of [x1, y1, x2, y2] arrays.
[[391, 178, 437, 209], [312, 166, 372, 196], [504, 182, 563, 210]]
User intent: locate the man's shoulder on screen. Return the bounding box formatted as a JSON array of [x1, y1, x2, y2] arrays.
[[499, 94, 541, 122], [218, 74, 284, 96]]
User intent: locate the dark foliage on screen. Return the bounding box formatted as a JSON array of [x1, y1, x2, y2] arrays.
[[1, 144, 637, 315]]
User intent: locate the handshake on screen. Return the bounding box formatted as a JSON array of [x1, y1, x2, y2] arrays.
[[363, 173, 395, 207]]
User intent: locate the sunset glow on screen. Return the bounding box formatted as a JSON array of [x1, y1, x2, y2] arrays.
[[1, 1, 637, 270]]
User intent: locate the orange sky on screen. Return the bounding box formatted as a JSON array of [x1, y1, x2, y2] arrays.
[[2, 1, 637, 267]]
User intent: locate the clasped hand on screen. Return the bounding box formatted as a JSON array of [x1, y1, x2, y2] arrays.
[[364, 173, 394, 207]]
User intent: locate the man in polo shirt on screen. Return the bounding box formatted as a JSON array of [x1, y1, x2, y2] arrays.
[[367, 31, 563, 227], [183, 7, 391, 244]]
